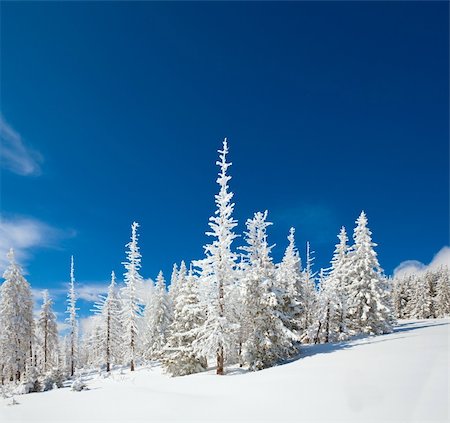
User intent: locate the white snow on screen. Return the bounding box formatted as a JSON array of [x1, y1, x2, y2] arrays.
[[1, 319, 448, 423]]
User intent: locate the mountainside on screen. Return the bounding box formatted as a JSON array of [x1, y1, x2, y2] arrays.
[[2, 319, 448, 423]]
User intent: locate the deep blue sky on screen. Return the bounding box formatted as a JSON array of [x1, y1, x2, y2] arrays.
[[1, 2, 448, 320]]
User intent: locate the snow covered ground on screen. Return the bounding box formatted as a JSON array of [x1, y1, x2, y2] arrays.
[[1, 319, 448, 423]]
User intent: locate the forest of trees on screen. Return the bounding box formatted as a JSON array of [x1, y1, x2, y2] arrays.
[[1, 139, 449, 393]]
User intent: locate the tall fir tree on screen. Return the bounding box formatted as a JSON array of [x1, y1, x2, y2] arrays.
[[142, 271, 172, 360], [409, 273, 433, 319], [300, 242, 318, 338], [240, 211, 298, 370], [0, 249, 34, 383], [313, 227, 351, 343], [346, 212, 393, 335], [275, 228, 302, 337], [435, 266, 450, 317], [65, 255, 78, 377], [92, 271, 123, 371], [162, 266, 207, 376], [194, 138, 239, 375], [36, 290, 59, 373], [121, 221, 144, 371]]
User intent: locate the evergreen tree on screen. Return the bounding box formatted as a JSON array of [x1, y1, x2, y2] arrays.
[[65, 256, 78, 377], [168, 263, 179, 304], [275, 227, 302, 336], [194, 138, 239, 375], [162, 266, 207, 376], [121, 221, 144, 371], [0, 249, 34, 384], [346, 212, 393, 335], [409, 273, 433, 319], [300, 242, 318, 338], [392, 275, 414, 319], [435, 266, 450, 317], [240, 211, 298, 370], [36, 290, 59, 373], [92, 271, 123, 371], [317, 227, 351, 342], [142, 271, 172, 360]]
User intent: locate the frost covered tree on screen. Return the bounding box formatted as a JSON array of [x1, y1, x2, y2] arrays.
[[194, 138, 239, 375], [313, 227, 351, 343], [240, 211, 298, 370], [162, 266, 207, 376], [346, 212, 393, 335], [392, 275, 414, 319], [65, 256, 78, 377], [36, 290, 59, 373], [275, 228, 302, 336], [0, 249, 34, 383], [142, 271, 172, 360], [435, 266, 450, 317], [409, 273, 433, 319], [169, 261, 187, 303], [121, 221, 144, 371], [92, 271, 123, 371], [299, 242, 318, 338]]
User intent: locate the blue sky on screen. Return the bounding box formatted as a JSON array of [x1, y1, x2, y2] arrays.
[[1, 2, 448, 324]]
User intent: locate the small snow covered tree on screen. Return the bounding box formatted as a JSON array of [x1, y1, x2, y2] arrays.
[[392, 275, 414, 319], [162, 266, 207, 376], [65, 256, 79, 377], [299, 242, 318, 339], [0, 249, 34, 384], [240, 211, 298, 370], [275, 228, 302, 336], [92, 271, 123, 371], [346, 212, 393, 335], [121, 221, 144, 371], [36, 290, 59, 373], [435, 266, 450, 317], [142, 271, 172, 360], [313, 227, 351, 343], [409, 273, 433, 319], [168, 263, 179, 304], [194, 138, 239, 375]]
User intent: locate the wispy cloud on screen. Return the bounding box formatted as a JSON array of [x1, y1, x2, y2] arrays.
[[0, 114, 43, 176], [76, 283, 110, 302], [0, 214, 74, 272], [393, 246, 450, 278]]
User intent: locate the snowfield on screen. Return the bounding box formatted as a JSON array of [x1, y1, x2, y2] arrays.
[[2, 319, 448, 423]]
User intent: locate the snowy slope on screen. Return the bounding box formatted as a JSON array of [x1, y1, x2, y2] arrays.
[[1, 319, 448, 423]]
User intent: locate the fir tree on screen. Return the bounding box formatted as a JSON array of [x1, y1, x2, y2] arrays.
[[314, 227, 351, 343], [0, 249, 34, 383], [240, 211, 298, 370], [36, 290, 58, 373], [300, 242, 318, 338], [162, 266, 207, 376], [194, 138, 239, 375], [435, 266, 450, 317], [409, 273, 433, 319], [121, 221, 144, 371], [142, 271, 172, 360], [92, 271, 123, 372], [346, 212, 393, 335], [275, 227, 302, 336], [65, 256, 78, 377]]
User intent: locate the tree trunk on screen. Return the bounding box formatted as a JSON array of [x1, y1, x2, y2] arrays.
[[238, 341, 243, 368], [216, 344, 224, 375], [325, 303, 330, 343], [314, 321, 322, 344], [106, 312, 111, 372]]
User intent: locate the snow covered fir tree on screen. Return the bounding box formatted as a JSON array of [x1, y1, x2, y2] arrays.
[[0, 139, 448, 394]]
